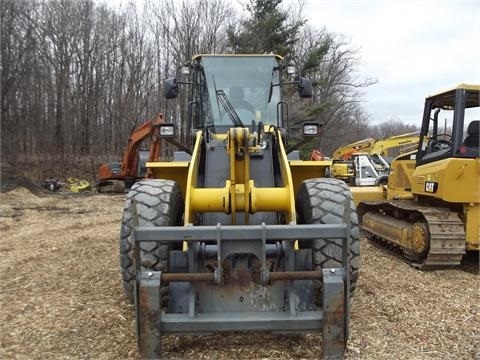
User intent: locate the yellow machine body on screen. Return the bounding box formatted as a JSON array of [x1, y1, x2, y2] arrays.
[[123, 54, 362, 359], [355, 84, 480, 268], [148, 126, 332, 225]]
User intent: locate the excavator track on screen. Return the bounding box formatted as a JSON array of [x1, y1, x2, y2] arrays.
[[358, 201, 465, 269]]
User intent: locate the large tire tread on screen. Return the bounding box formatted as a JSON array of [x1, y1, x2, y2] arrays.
[[119, 179, 183, 304], [296, 178, 360, 297]]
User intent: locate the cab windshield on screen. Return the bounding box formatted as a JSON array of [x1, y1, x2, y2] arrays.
[[200, 56, 281, 127]]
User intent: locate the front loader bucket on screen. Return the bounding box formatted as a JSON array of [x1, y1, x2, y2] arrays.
[[133, 222, 351, 359]]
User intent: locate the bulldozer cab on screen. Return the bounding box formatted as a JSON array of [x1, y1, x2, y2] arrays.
[[164, 54, 312, 131], [416, 84, 480, 166]]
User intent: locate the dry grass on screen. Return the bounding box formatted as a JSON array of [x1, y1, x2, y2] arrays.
[[0, 187, 478, 359]]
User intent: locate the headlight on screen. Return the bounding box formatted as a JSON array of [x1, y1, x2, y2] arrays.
[[303, 122, 319, 136], [159, 124, 174, 137], [286, 65, 296, 75]]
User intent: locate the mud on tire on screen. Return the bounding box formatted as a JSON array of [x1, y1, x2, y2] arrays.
[[296, 178, 360, 299], [119, 179, 184, 304]]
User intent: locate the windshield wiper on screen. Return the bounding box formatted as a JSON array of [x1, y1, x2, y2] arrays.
[[216, 89, 244, 128]]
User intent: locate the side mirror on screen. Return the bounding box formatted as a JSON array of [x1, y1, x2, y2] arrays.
[[298, 77, 312, 98], [163, 78, 178, 99]]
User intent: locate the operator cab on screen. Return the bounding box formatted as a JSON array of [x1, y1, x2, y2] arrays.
[[163, 54, 312, 133], [416, 84, 480, 165], [199, 56, 281, 130]]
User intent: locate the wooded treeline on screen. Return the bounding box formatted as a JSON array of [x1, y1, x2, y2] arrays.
[[1, 0, 417, 166]]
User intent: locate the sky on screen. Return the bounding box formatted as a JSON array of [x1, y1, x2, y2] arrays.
[[304, 0, 480, 125], [106, 0, 479, 125]]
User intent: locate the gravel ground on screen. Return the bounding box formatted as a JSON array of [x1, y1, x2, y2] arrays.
[[0, 187, 478, 359]]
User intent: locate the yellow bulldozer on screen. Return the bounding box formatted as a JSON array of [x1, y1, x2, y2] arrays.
[[119, 54, 359, 359], [352, 84, 480, 268]]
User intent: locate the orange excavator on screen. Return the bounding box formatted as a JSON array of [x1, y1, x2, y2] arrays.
[[310, 148, 327, 160], [96, 113, 165, 193]]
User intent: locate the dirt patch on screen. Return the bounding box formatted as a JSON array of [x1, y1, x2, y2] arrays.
[[0, 158, 101, 195], [0, 163, 46, 195], [0, 188, 479, 359]]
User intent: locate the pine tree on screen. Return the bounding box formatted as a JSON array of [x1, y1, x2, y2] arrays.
[[227, 0, 304, 57]]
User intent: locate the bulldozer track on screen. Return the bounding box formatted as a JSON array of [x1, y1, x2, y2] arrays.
[[359, 201, 465, 269]]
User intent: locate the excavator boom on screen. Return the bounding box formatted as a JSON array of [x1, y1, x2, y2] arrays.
[[332, 137, 376, 160], [328, 133, 420, 187], [96, 113, 164, 192], [369, 132, 420, 161]]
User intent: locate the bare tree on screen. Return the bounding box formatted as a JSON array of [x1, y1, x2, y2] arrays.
[[1, 0, 38, 161], [288, 24, 376, 156], [0, 0, 386, 174], [372, 118, 420, 139], [145, 0, 235, 147]]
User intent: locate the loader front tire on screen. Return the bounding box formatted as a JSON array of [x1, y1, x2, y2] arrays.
[[296, 178, 360, 299], [119, 179, 184, 304]]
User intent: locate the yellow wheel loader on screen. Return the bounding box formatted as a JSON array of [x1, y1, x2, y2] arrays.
[[119, 54, 360, 359], [354, 84, 480, 269]]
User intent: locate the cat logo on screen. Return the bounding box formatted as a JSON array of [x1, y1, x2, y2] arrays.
[[425, 181, 438, 193]]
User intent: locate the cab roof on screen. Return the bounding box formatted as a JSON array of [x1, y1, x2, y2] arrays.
[[192, 54, 284, 61], [427, 83, 480, 109]]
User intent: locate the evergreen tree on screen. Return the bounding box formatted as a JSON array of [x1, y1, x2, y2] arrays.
[[227, 0, 304, 56]]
